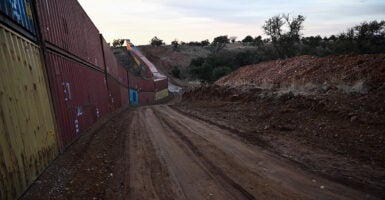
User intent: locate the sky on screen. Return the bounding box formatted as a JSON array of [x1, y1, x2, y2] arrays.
[[77, 0, 385, 45]]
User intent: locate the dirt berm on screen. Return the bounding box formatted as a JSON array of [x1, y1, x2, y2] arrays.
[[177, 54, 385, 198]]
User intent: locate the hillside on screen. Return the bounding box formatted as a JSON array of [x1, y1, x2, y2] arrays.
[[177, 54, 385, 197], [217, 54, 385, 94]]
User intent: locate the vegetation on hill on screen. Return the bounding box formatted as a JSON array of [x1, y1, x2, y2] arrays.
[[186, 15, 385, 82]]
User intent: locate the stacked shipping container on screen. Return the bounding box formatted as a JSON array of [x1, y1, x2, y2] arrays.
[[0, 24, 59, 200], [1, 0, 130, 199], [45, 51, 111, 148]]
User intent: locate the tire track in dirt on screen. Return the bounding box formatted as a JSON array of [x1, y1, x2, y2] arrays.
[[127, 109, 179, 200], [149, 105, 377, 200], [141, 107, 251, 200]]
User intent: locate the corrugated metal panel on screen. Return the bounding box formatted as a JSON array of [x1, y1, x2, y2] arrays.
[[138, 78, 154, 92], [101, 36, 128, 86], [107, 77, 122, 111], [0, 0, 36, 35], [155, 89, 169, 101], [128, 72, 154, 92], [120, 86, 129, 106], [0, 25, 58, 200], [154, 78, 168, 91], [35, 0, 104, 69], [139, 92, 155, 104], [45, 51, 109, 149], [129, 89, 139, 105]]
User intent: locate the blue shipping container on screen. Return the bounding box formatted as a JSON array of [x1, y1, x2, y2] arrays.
[[0, 0, 36, 35], [129, 89, 139, 105]]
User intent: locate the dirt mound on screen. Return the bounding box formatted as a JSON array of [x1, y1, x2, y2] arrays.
[[179, 84, 385, 197], [216, 54, 385, 93]]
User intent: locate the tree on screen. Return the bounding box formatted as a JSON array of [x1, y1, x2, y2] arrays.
[[263, 14, 305, 58], [283, 14, 305, 41], [201, 39, 210, 46], [150, 36, 163, 46], [211, 35, 229, 53], [229, 36, 237, 43], [112, 39, 125, 47], [253, 36, 263, 46], [242, 35, 254, 43], [263, 15, 285, 43], [171, 39, 179, 51]]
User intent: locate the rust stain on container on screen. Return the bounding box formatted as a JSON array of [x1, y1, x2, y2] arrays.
[[0, 24, 59, 200]]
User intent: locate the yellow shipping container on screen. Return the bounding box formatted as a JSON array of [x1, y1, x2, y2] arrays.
[[0, 24, 59, 199], [155, 89, 169, 101]]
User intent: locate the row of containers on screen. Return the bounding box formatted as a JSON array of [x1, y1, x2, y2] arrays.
[[0, 0, 168, 199]]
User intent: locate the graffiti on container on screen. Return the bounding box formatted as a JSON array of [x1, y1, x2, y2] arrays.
[[96, 108, 100, 118], [76, 107, 83, 117], [62, 82, 72, 101], [74, 119, 79, 134]]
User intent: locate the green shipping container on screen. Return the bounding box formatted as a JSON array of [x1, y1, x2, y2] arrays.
[[0, 24, 59, 199]]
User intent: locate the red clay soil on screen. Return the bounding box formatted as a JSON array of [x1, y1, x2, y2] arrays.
[[217, 54, 385, 91], [178, 54, 385, 198]]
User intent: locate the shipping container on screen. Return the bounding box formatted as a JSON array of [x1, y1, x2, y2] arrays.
[[138, 78, 155, 92], [155, 89, 169, 101], [128, 72, 154, 92], [139, 92, 155, 104], [45, 50, 110, 149], [101, 35, 128, 87], [120, 86, 129, 106], [129, 89, 139, 105], [0, 0, 36, 36], [35, 0, 104, 69], [107, 77, 122, 111], [154, 78, 168, 91], [0, 25, 59, 200]]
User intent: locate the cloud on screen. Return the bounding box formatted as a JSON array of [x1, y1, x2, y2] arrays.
[[78, 0, 385, 44]]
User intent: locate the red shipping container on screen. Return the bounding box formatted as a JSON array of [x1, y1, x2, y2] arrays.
[[154, 78, 168, 91], [101, 35, 128, 87], [107, 77, 122, 111], [35, 0, 104, 70], [120, 86, 129, 106], [128, 72, 154, 92], [139, 92, 155, 104], [45, 50, 110, 149]]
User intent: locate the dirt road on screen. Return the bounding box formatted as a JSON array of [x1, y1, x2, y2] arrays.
[[23, 105, 378, 200]]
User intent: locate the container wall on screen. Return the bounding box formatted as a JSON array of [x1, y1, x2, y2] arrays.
[[45, 51, 110, 149], [129, 89, 139, 105], [101, 36, 128, 86], [138, 78, 155, 92], [155, 89, 169, 101], [0, 0, 36, 35], [120, 86, 129, 106], [107, 77, 122, 111], [128, 72, 154, 92], [154, 78, 168, 92], [35, 0, 104, 69], [139, 92, 155, 104], [0, 25, 59, 200]]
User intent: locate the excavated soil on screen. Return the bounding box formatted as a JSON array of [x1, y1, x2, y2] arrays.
[[177, 54, 385, 198], [217, 54, 385, 91], [20, 54, 385, 199], [21, 104, 381, 199]]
